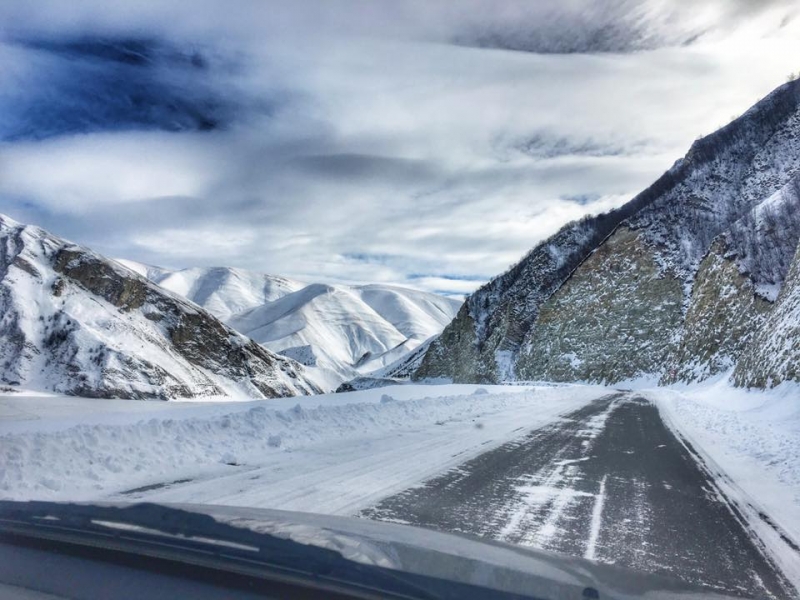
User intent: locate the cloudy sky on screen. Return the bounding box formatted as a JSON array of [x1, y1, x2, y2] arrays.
[[1, 1, 799, 296]]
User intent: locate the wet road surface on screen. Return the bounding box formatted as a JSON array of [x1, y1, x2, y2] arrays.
[[361, 394, 796, 599]]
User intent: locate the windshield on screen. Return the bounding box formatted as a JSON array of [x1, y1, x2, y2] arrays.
[[1, 2, 799, 600]]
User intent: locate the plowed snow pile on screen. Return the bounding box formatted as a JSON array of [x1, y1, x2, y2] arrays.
[[0, 384, 602, 510]]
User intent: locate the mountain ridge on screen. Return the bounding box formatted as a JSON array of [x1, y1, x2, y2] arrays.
[[413, 77, 800, 388], [0, 214, 320, 399], [117, 260, 462, 391]]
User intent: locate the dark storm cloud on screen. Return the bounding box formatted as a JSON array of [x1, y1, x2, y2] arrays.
[[510, 132, 659, 160], [290, 154, 439, 184], [0, 35, 276, 141], [2, 1, 794, 54], [450, 1, 669, 55]]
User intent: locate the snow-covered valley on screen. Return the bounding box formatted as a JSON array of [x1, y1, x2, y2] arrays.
[[0, 211, 460, 399], [2, 381, 798, 596], [4, 6, 800, 598], [117, 260, 462, 391]]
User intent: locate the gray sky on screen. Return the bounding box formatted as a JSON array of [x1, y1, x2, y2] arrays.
[[1, 0, 799, 296]]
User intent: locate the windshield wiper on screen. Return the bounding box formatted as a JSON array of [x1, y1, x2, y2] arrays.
[[0, 501, 545, 600]]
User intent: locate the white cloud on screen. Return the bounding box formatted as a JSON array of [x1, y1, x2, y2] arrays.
[[0, 132, 222, 210], [1, 1, 800, 296]]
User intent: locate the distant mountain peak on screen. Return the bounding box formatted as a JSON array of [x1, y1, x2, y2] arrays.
[[123, 262, 462, 392]]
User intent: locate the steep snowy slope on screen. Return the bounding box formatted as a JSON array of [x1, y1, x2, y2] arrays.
[[356, 284, 458, 342], [229, 284, 407, 389], [229, 283, 460, 391], [337, 336, 442, 392], [120, 262, 462, 391], [414, 78, 800, 387], [0, 215, 320, 399]]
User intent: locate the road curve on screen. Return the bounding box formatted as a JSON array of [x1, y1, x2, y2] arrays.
[[361, 394, 796, 599]]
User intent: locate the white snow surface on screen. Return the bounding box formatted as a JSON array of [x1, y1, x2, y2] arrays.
[[646, 378, 800, 588], [0, 214, 317, 400], [117, 261, 462, 391], [115, 260, 305, 322], [3, 378, 799, 590], [0, 384, 603, 515]]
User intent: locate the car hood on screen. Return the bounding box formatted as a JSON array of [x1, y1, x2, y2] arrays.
[[0, 501, 740, 600]]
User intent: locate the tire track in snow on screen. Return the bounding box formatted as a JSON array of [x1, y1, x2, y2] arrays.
[[361, 396, 620, 544], [502, 398, 621, 550]]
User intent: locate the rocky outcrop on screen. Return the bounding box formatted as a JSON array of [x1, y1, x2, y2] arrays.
[[414, 78, 800, 387], [414, 307, 487, 382], [666, 240, 771, 384], [0, 214, 320, 399], [733, 240, 800, 388], [515, 228, 682, 383]]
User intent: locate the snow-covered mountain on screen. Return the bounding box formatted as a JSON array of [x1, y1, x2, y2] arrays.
[[0, 214, 320, 399], [118, 261, 462, 391], [413, 78, 800, 389], [116, 261, 304, 322]]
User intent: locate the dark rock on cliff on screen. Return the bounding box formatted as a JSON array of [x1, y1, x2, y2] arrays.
[[0, 214, 320, 399]]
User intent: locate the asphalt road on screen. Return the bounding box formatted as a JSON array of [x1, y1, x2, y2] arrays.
[[361, 393, 796, 599]]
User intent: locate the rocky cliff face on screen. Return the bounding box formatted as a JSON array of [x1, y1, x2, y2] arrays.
[[733, 239, 800, 388], [0, 214, 320, 399], [414, 78, 800, 387], [667, 240, 772, 384], [515, 227, 683, 383]]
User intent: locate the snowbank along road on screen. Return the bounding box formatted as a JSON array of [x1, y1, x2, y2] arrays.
[[362, 394, 796, 599], [0, 385, 601, 505]]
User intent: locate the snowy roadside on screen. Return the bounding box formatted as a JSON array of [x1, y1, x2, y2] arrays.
[[0, 384, 604, 511], [0, 384, 534, 435], [645, 379, 800, 589]]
